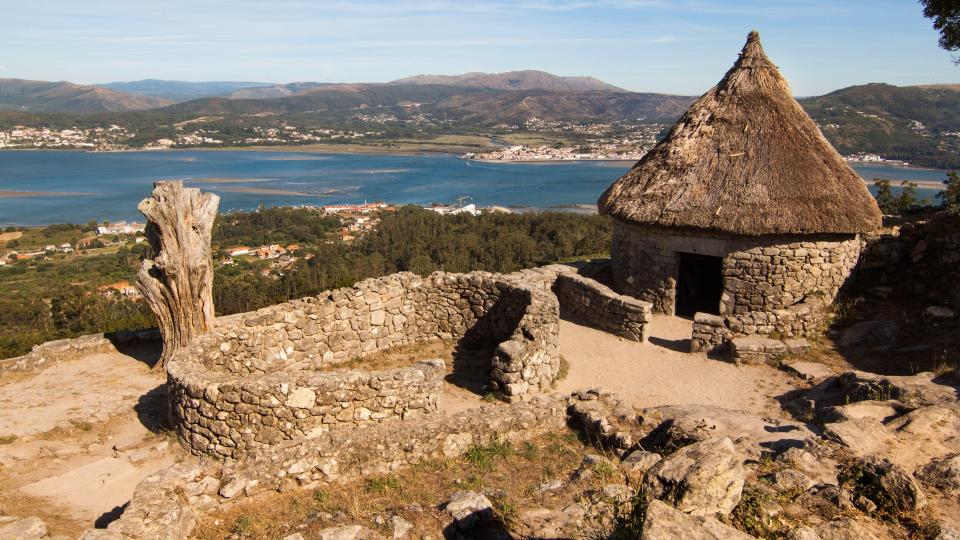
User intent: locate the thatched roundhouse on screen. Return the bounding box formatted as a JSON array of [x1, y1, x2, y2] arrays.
[[598, 31, 882, 343]]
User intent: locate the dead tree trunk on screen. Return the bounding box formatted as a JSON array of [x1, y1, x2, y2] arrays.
[[136, 181, 220, 370]]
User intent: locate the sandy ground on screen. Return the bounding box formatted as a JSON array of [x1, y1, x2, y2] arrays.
[[0, 349, 184, 536], [440, 316, 799, 417], [0, 352, 164, 437], [0, 316, 800, 535], [557, 316, 798, 416]]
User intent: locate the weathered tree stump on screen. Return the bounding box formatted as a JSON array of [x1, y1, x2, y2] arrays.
[[136, 181, 220, 370]]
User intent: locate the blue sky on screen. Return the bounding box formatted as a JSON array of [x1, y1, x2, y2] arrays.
[[1, 0, 955, 95]]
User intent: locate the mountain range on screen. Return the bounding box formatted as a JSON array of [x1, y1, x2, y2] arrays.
[[0, 71, 635, 113], [1, 71, 958, 168], [99, 80, 274, 102], [389, 70, 624, 92], [159, 83, 692, 124], [0, 79, 172, 113]]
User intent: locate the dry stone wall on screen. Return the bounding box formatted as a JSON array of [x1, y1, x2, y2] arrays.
[[690, 313, 731, 354], [168, 359, 445, 459], [168, 270, 563, 458], [218, 394, 566, 497], [552, 272, 652, 341], [77, 396, 566, 540], [0, 329, 159, 373], [499, 263, 653, 342], [857, 212, 960, 311], [611, 221, 862, 342]]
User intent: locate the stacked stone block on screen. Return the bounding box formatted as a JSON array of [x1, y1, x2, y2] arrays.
[[167, 359, 445, 459], [552, 272, 652, 341], [690, 313, 731, 353]]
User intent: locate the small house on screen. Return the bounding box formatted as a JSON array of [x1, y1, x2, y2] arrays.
[[598, 32, 882, 340]]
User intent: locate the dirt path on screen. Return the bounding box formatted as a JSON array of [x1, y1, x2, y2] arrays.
[[0, 348, 185, 537], [557, 317, 798, 416]]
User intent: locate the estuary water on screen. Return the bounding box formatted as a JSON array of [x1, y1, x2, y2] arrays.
[[0, 150, 949, 226]]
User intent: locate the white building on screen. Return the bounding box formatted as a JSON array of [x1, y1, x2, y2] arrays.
[[97, 221, 146, 236]]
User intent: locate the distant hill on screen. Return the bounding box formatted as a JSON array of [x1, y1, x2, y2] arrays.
[[163, 83, 691, 124], [0, 79, 172, 113], [4, 74, 960, 168], [100, 80, 274, 102], [227, 82, 332, 99], [914, 83, 960, 92], [799, 83, 960, 169], [390, 70, 624, 92]]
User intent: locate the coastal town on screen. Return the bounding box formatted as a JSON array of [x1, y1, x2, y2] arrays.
[[0, 125, 134, 150], [0, 122, 923, 167], [464, 141, 650, 162], [0, 123, 390, 151]]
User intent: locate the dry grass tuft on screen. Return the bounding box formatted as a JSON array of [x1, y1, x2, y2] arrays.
[[330, 339, 455, 373], [193, 430, 609, 540]]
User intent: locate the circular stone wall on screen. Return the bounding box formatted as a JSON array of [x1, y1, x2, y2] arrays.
[[167, 271, 561, 459]]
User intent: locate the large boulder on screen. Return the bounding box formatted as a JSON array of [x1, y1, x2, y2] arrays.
[[638, 405, 813, 460], [831, 371, 958, 409], [642, 437, 745, 516], [822, 400, 902, 424], [566, 389, 639, 450], [787, 518, 881, 540], [0, 517, 47, 539], [640, 500, 755, 539], [916, 453, 960, 494], [782, 361, 835, 383], [838, 321, 898, 348], [619, 450, 662, 485], [823, 418, 895, 456], [840, 456, 927, 513], [444, 490, 494, 530], [776, 447, 838, 486]]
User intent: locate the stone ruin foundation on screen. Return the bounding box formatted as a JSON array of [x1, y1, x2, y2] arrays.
[[168, 265, 654, 459]]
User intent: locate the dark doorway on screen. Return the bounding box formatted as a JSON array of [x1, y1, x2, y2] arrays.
[[675, 252, 723, 317]]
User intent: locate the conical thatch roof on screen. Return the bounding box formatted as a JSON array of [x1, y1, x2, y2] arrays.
[[598, 31, 882, 236]]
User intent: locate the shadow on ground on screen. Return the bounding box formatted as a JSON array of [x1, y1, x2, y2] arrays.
[[447, 341, 495, 397], [135, 384, 170, 433], [105, 332, 163, 370], [648, 335, 692, 354], [95, 503, 128, 529]]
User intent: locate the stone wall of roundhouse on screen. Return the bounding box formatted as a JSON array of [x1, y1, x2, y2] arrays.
[[611, 220, 863, 338]]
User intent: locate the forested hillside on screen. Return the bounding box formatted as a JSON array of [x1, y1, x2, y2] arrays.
[[801, 83, 960, 169], [0, 208, 612, 359], [213, 207, 612, 314]]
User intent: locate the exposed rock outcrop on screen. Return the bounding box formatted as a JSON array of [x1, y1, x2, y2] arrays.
[[642, 437, 745, 516], [640, 500, 755, 539]]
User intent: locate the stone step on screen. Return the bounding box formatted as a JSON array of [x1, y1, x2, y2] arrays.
[[730, 335, 809, 366]]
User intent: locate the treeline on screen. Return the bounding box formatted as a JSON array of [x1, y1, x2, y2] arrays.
[[0, 208, 610, 359], [873, 172, 960, 215], [213, 205, 342, 247], [213, 207, 612, 315], [0, 245, 155, 358]]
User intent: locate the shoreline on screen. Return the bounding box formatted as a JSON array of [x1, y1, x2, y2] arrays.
[[844, 160, 945, 173], [0, 146, 954, 174], [467, 157, 638, 165]]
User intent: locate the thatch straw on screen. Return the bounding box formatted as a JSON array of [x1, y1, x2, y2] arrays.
[[598, 31, 882, 235]]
